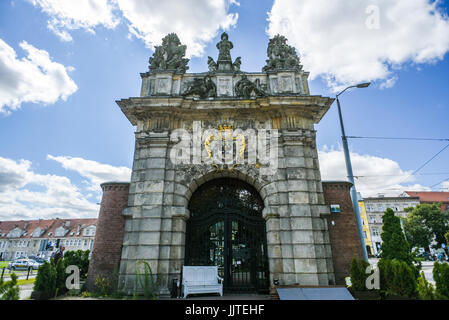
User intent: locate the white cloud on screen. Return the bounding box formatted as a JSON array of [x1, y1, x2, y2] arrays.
[[29, 0, 239, 57], [47, 155, 131, 192], [267, 0, 449, 90], [115, 0, 239, 57], [440, 180, 449, 191], [0, 156, 131, 221], [0, 156, 97, 220], [318, 148, 431, 197], [0, 38, 78, 113], [29, 0, 119, 42]]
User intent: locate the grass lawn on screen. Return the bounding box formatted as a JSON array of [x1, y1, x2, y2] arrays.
[[16, 278, 36, 286], [0, 261, 9, 268]]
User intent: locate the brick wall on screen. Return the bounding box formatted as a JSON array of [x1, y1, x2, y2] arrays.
[[322, 181, 363, 285], [86, 182, 129, 291]]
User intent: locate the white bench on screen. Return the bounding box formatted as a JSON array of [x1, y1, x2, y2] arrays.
[[182, 266, 223, 298]]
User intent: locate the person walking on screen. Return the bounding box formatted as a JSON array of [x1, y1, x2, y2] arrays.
[[53, 246, 65, 264]]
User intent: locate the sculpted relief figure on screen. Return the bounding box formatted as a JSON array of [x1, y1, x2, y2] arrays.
[[208, 56, 218, 72], [263, 34, 301, 72], [149, 33, 189, 73], [232, 57, 242, 72], [183, 75, 217, 99], [234, 74, 266, 98]]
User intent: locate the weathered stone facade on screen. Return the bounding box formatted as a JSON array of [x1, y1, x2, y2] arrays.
[[97, 33, 361, 295]]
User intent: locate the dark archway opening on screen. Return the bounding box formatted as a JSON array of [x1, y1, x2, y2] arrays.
[[185, 178, 269, 293]]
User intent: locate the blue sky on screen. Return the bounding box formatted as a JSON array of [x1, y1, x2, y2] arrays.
[[0, 0, 448, 220]]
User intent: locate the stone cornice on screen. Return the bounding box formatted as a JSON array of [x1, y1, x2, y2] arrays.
[[116, 95, 333, 126]]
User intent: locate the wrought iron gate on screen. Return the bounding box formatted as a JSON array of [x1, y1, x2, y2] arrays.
[[185, 178, 269, 293]]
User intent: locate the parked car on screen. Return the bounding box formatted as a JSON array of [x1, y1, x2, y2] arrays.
[[28, 257, 45, 269], [7, 259, 38, 271], [416, 251, 434, 261]]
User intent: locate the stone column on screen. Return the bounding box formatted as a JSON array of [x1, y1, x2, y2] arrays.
[[282, 129, 334, 285], [119, 132, 170, 295], [86, 182, 129, 292]]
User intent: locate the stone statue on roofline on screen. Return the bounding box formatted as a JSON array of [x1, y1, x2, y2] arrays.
[[263, 34, 302, 72], [149, 33, 190, 73], [208, 32, 242, 72]]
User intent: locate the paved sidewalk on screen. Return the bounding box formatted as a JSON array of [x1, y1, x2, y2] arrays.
[[19, 284, 34, 300]]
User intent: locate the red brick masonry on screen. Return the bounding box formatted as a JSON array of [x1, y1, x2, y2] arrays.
[[86, 182, 129, 291], [322, 181, 363, 285]]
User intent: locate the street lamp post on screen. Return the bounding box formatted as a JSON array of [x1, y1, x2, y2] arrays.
[[335, 82, 370, 262]]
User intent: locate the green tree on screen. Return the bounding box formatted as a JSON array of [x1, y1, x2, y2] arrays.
[[378, 259, 417, 298], [63, 250, 90, 280], [0, 273, 20, 300], [55, 259, 67, 296], [433, 261, 449, 299], [33, 261, 57, 299], [404, 203, 449, 249], [417, 272, 436, 300], [380, 208, 413, 265], [349, 258, 370, 291]]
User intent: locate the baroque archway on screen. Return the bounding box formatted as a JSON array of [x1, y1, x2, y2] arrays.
[[185, 178, 269, 293]]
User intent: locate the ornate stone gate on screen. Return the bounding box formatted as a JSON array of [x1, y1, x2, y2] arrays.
[[114, 33, 336, 295]]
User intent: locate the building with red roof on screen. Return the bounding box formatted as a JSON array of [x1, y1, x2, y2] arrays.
[[0, 218, 97, 261], [404, 191, 449, 212]]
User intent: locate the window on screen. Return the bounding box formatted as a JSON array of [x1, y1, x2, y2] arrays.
[[369, 215, 376, 223], [84, 240, 87, 246], [377, 205, 383, 211], [372, 228, 380, 237], [363, 231, 367, 239]]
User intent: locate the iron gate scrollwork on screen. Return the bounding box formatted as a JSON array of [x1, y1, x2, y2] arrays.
[[185, 178, 269, 293]]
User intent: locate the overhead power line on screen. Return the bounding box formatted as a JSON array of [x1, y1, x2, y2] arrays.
[[347, 136, 449, 142], [430, 177, 449, 189], [354, 172, 449, 178], [379, 142, 449, 191]]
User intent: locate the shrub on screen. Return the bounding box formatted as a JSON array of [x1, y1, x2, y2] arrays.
[[379, 259, 417, 298], [94, 275, 110, 297], [0, 273, 20, 300], [63, 250, 90, 280], [55, 259, 68, 297], [32, 258, 69, 299], [417, 272, 436, 300], [433, 262, 449, 299], [349, 258, 370, 291], [33, 261, 57, 299]]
